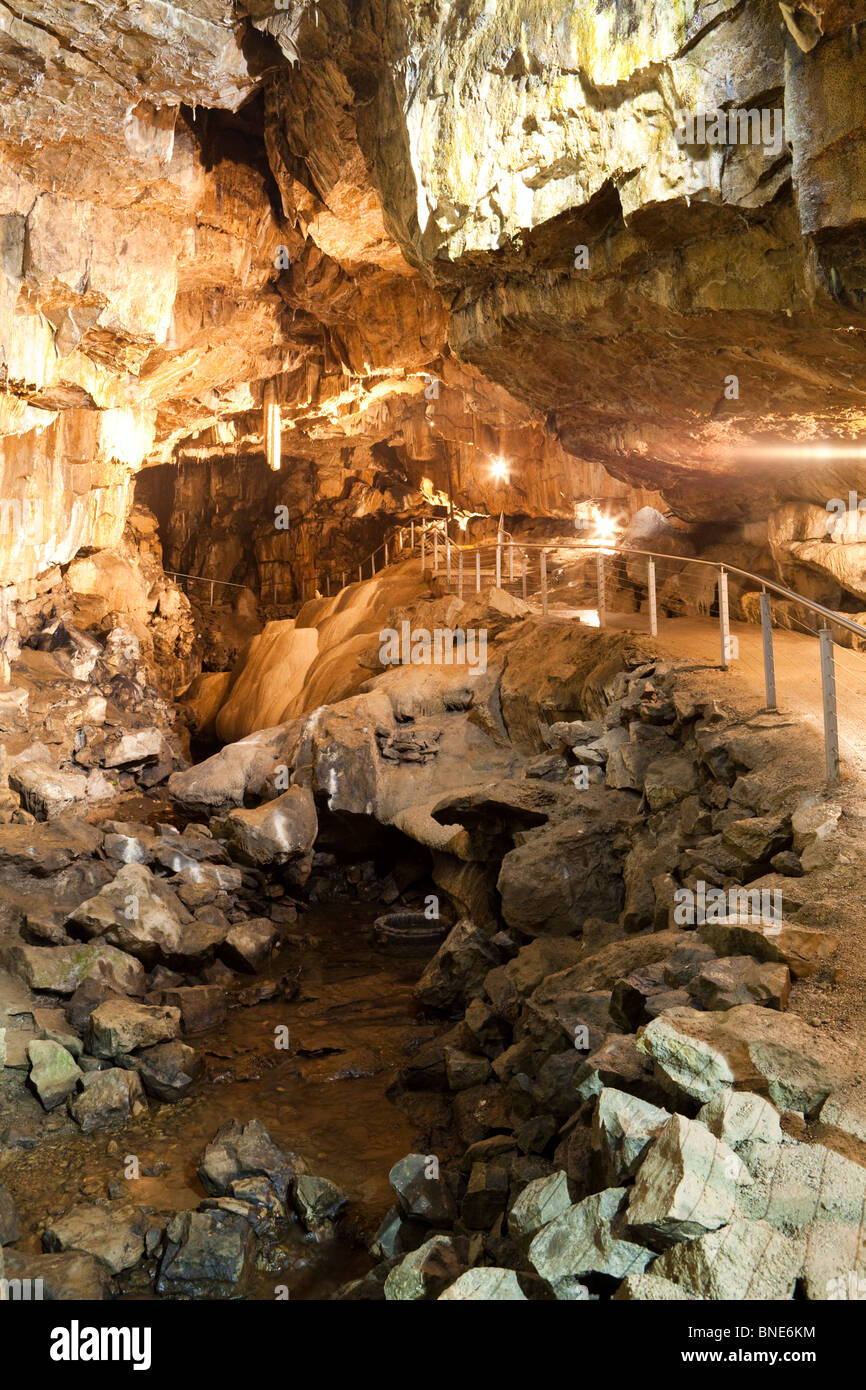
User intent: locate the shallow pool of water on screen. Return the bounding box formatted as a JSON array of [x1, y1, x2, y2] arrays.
[[2, 901, 442, 1299]]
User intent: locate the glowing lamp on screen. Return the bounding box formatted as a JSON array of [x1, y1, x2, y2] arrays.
[[263, 380, 281, 472], [592, 513, 619, 548]]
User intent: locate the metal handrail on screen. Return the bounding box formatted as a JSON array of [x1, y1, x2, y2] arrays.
[[419, 534, 859, 783], [422, 536, 866, 639], [165, 524, 858, 783], [605, 545, 866, 641], [166, 570, 247, 589], [346, 513, 452, 585]]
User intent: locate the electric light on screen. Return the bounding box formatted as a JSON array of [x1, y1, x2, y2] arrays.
[[730, 442, 866, 461], [263, 380, 281, 472], [593, 513, 619, 547], [577, 608, 601, 628], [491, 457, 509, 482]]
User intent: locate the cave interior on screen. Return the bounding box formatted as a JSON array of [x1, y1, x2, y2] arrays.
[[0, 0, 865, 1319]]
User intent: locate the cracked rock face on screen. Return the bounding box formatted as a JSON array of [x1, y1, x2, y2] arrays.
[[0, 0, 864, 593]]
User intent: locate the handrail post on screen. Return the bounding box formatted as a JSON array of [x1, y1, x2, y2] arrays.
[[446, 536, 452, 582], [719, 567, 731, 670], [541, 549, 548, 615], [648, 558, 657, 637], [522, 552, 527, 600], [760, 591, 776, 710], [209, 580, 214, 607], [384, 541, 389, 567], [495, 540, 502, 589], [420, 531, 426, 571], [475, 550, 481, 594], [819, 626, 840, 784], [371, 550, 376, 576], [458, 549, 464, 600], [358, 563, 362, 583], [433, 530, 439, 572], [509, 542, 514, 583], [410, 520, 415, 549], [596, 552, 606, 628]]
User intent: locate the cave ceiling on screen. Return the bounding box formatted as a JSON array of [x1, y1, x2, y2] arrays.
[[1, 0, 865, 571]]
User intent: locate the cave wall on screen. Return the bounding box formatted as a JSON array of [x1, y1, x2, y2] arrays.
[[0, 2, 285, 586], [0, 0, 863, 600], [137, 447, 413, 604]]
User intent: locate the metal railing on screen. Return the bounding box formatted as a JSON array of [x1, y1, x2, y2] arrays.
[[349, 517, 431, 588], [589, 544, 861, 787], [166, 570, 247, 605], [413, 533, 862, 786], [167, 522, 862, 785]]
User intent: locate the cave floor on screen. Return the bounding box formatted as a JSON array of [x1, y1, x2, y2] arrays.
[[3, 589, 865, 1299], [605, 610, 866, 782]]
